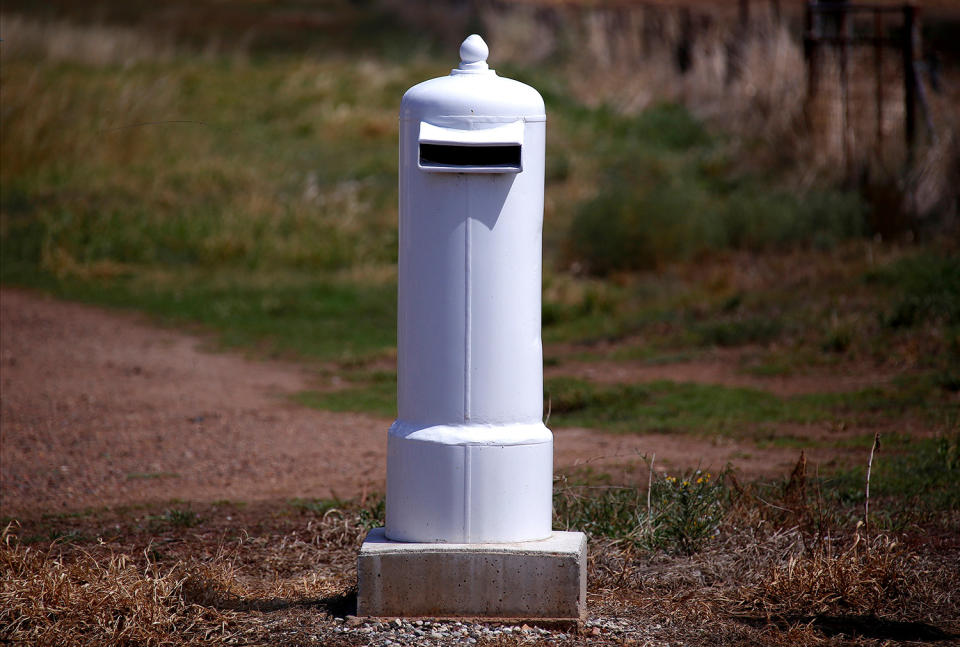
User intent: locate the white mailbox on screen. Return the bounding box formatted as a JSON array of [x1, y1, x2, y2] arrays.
[[386, 34, 552, 543]]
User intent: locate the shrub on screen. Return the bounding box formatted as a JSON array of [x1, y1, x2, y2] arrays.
[[874, 254, 960, 328], [563, 104, 868, 275]]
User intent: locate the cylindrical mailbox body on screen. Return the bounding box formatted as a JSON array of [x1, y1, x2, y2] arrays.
[[386, 36, 553, 543]]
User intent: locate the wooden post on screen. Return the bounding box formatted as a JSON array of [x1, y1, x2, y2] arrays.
[[910, 6, 936, 145], [841, 7, 851, 173], [676, 7, 693, 74], [903, 3, 917, 163], [642, 5, 654, 58], [804, 2, 819, 100], [874, 9, 884, 158]]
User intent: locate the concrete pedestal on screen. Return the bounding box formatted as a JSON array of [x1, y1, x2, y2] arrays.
[[357, 528, 587, 621]]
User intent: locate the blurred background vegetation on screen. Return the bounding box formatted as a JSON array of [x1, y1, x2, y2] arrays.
[[1, 1, 958, 473]]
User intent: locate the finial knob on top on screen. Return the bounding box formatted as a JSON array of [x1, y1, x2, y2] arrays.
[[458, 34, 489, 71]]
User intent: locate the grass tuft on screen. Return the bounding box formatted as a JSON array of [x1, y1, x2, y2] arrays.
[[555, 468, 727, 554]]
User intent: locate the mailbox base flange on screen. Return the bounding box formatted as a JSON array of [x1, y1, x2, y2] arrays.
[[357, 528, 587, 620]]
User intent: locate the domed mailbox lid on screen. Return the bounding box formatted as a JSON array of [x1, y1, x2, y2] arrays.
[[400, 35, 545, 174]]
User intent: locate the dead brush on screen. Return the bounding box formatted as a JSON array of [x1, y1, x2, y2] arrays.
[[737, 532, 913, 618], [0, 524, 228, 646]]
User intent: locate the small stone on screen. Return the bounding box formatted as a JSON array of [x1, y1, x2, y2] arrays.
[[346, 615, 363, 627], [591, 627, 601, 636], [521, 624, 532, 632], [394, 618, 403, 627]]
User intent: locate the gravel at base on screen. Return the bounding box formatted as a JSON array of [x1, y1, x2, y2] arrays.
[[327, 617, 668, 646]]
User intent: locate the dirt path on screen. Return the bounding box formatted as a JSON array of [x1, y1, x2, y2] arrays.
[[2, 289, 848, 517], [1, 288, 390, 516]]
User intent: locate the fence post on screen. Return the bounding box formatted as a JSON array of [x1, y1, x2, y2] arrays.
[[874, 9, 885, 158], [804, 2, 819, 118], [840, 6, 851, 174], [902, 3, 917, 163]]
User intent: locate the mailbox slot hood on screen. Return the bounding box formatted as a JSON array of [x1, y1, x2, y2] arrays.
[[418, 120, 523, 173]]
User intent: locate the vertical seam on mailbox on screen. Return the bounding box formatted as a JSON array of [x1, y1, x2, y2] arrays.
[[464, 177, 472, 422], [463, 445, 472, 541]]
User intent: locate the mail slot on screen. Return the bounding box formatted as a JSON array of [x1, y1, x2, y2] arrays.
[[418, 120, 523, 172]]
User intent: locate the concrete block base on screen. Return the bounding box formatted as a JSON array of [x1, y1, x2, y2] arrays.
[[357, 528, 587, 620]]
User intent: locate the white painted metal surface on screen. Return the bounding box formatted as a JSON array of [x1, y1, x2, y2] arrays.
[[385, 34, 552, 543]]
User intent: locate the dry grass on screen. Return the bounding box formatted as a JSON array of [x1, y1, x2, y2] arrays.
[[0, 507, 366, 647], [0, 14, 176, 65], [734, 532, 953, 621], [586, 526, 960, 646], [0, 56, 178, 181], [0, 523, 227, 646], [3, 486, 959, 647]]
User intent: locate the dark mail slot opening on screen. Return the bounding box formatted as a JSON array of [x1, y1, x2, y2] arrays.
[[419, 143, 521, 168]]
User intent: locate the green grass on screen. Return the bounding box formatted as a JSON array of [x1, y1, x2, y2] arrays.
[[150, 508, 200, 529], [292, 373, 849, 436], [812, 431, 960, 530], [287, 496, 351, 515], [546, 377, 825, 435], [293, 370, 397, 417], [20, 529, 91, 546], [126, 472, 180, 481], [290, 371, 957, 439], [868, 253, 960, 328], [544, 376, 956, 437]]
